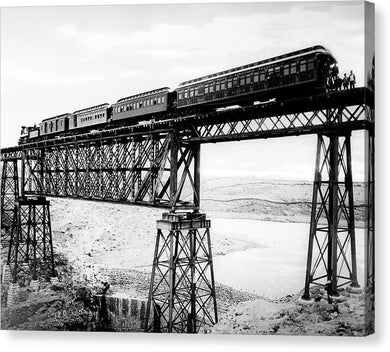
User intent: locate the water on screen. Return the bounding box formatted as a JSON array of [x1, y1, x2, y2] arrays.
[[211, 218, 365, 299]]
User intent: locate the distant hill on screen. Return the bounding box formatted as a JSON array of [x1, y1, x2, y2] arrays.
[[198, 177, 367, 225]]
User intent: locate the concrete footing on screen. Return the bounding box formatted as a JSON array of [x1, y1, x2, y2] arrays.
[[2, 264, 12, 284], [30, 279, 39, 292], [346, 285, 363, 295], [297, 296, 314, 305], [50, 276, 59, 285], [7, 283, 19, 306]]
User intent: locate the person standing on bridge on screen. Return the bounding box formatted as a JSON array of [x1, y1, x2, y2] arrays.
[[349, 70, 356, 89], [342, 73, 349, 90], [331, 63, 339, 80]]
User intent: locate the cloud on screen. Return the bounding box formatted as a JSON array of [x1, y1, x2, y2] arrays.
[[1, 61, 140, 87], [2, 61, 106, 86]]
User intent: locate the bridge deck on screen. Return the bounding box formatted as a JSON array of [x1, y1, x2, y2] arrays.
[[1, 87, 373, 155]]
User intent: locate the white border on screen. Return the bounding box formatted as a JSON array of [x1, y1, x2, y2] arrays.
[[0, 1, 388, 352]]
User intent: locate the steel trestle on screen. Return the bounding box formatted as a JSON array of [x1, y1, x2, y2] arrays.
[[145, 212, 218, 333], [7, 196, 56, 284]]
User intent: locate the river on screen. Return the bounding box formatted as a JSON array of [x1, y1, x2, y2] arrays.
[[211, 218, 366, 299]]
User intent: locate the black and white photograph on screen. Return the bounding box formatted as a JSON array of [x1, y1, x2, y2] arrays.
[[0, 0, 377, 344]]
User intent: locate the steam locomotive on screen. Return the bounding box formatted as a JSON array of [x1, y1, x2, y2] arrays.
[[19, 45, 336, 144]]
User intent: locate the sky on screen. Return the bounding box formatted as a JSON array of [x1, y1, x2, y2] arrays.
[[0, 0, 374, 181]]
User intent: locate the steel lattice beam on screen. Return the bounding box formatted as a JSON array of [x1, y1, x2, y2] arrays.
[[182, 103, 372, 143], [19, 132, 201, 210]]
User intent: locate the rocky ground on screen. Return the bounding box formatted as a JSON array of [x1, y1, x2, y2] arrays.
[[0, 177, 371, 335]]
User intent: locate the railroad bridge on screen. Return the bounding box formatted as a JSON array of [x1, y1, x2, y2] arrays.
[[1, 87, 374, 333]]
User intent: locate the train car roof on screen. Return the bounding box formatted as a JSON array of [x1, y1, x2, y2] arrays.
[[73, 103, 110, 114], [41, 113, 72, 122], [115, 87, 170, 104], [178, 45, 335, 88]]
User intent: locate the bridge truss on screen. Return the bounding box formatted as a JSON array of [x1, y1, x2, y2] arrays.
[[1, 88, 374, 332]]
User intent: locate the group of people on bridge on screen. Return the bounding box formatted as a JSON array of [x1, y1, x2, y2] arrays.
[[327, 63, 356, 91]]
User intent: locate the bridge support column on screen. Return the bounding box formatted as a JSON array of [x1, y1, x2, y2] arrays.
[[7, 196, 56, 285], [302, 132, 359, 299], [1, 158, 20, 231], [145, 212, 218, 333]]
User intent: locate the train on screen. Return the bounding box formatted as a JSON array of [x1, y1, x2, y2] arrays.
[[19, 45, 336, 144]]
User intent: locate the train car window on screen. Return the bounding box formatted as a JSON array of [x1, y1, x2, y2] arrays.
[[254, 73, 259, 83], [197, 86, 205, 95], [221, 81, 226, 90], [178, 92, 182, 100], [307, 60, 314, 70], [227, 79, 232, 89], [240, 75, 245, 86], [260, 72, 265, 81], [184, 90, 189, 98], [154, 99, 157, 105], [55, 120, 58, 130], [161, 96, 165, 103], [158, 97, 161, 104], [190, 89, 194, 98], [216, 82, 220, 91], [233, 77, 238, 87], [300, 60, 307, 72], [291, 63, 297, 74], [210, 85, 214, 93], [283, 65, 289, 76], [205, 85, 209, 94]]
